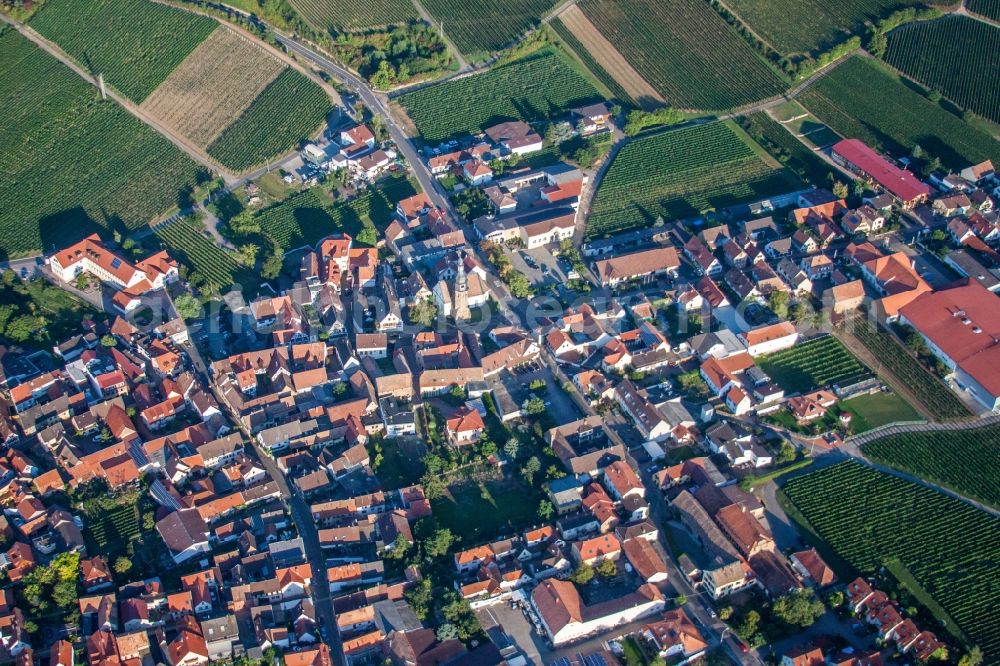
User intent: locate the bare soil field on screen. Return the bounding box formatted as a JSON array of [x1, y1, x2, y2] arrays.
[[558, 5, 664, 109], [141, 27, 285, 146]]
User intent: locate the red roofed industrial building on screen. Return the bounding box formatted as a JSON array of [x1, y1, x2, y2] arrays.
[[831, 139, 932, 208], [898, 281, 1000, 411]]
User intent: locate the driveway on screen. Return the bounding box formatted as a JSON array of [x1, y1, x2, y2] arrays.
[[508, 364, 582, 425]]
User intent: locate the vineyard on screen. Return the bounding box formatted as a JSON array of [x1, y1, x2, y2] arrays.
[[757, 335, 871, 394], [739, 112, 840, 186], [967, 0, 1000, 20], [578, 0, 787, 110], [782, 461, 1000, 660], [29, 0, 217, 103], [849, 320, 971, 420], [398, 48, 602, 144], [154, 217, 259, 293], [722, 0, 953, 55], [550, 17, 633, 104], [862, 423, 1000, 509], [207, 68, 331, 171], [290, 0, 418, 30], [140, 28, 286, 147], [798, 56, 1000, 170], [255, 176, 416, 249], [0, 29, 203, 258], [884, 16, 1000, 125], [83, 493, 140, 558], [419, 0, 558, 55], [586, 122, 801, 239]]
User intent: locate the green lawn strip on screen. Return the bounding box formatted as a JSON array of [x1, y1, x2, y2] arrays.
[[742, 458, 813, 490], [839, 391, 920, 433]]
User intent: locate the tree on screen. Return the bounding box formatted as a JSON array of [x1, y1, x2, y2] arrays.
[[356, 227, 378, 246], [570, 563, 594, 585], [528, 378, 546, 391], [522, 395, 545, 415], [826, 590, 845, 608], [237, 243, 259, 267], [370, 60, 396, 90], [958, 647, 983, 666], [775, 440, 796, 464], [261, 247, 284, 280], [409, 299, 437, 327], [596, 558, 617, 577], [538, 499, 554, 521], [228, 210, 260, 236], [113, 557, 132, 576], [772, 589, 825, 628], [420, 470, 447, 500], [174, 295, 202, 320], [736, 609, 760, 640], [405, 578, 432, 621], [868, 29, 887, 57], [521, 456, 541, 485], [506, 270, 531, 298], [423, 528, 455, 558], [441, 596, 482, 641], [4, 315, 45, 342], [675, 594, 687, 605], [504, 437, 520, 459], [436, 623, 459, 641], [385, 533, 412, 561], [100, 335, 117, 348], [832, 181, 849, 199], [767, 291, 790, 319]]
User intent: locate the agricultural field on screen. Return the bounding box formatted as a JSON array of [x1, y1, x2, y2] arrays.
[[758, 335, 871, 394], [586, 121, 801, 238], [206, 68, 332, 171], [83, 494, 140, 559], [798, 56, 1000, 170], [550, 16, 633, 105], [140, 28, 286, 146], [850, 320, 971, 420], [862, 423, 1000, 509], [839, 391, 920, 433], [884, 16, 1000, 125], [551, 7, 664, 109], [254, 176, 416, 250], [398, 48, 602, 144], [29, 0, 217, 103], [290, 0, 418, 30], [154, 217, 259, 294], [419, 0, 558, 55], [967, 0, 1000, 20], [783, 461, 1000, 660], [721, 0, 955, 55], [739, 112, 841, 186], [578, 0, 787, 110], [0, 29, 204, 258]]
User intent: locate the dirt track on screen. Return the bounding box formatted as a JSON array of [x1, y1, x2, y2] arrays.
[[557, 5, 665, 110]]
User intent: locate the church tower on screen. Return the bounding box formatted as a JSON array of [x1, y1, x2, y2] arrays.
[[453, 252, 470, 320]]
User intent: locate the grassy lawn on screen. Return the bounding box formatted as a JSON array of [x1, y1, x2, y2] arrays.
[[432, 481, 542, 543], [840, 391, 920, 433]]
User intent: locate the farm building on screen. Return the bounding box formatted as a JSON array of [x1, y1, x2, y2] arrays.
[[831, 139, 932, 208], [898, 281, 1000, 412]]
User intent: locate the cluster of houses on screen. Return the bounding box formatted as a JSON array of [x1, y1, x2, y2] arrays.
[[302, 123, 396, 183]]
